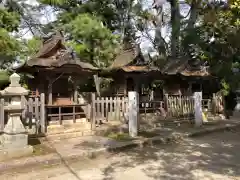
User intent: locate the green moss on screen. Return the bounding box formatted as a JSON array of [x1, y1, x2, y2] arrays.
[[105, 131, 159, 141], [138, 131, 159, 138], [28, 138, 56, 156], [107, 132, 132, 141]]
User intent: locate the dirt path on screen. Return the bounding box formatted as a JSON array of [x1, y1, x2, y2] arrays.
[[2, 128, 240, 180]]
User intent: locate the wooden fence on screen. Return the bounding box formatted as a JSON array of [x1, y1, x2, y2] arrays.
[[45, 103, 91, 125], [91, 94, 197, 126], [139, 100, 165, 118], [139, 100, 164, 113], [202, 99, 212, 114], [0, 94, 45, 134], [165, 95, 194, 120], [22, 93, 45, 133], [90, 93, 222, 126], [0, 92, 226, 134], [213, 93, 225, 114], [91, 94, 128, 127]]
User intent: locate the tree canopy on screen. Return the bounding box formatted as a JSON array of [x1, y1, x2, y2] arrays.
[[0, 5, 21, 68], [181, 0, 240, 92], [0, 0, 240, 92], [65, 14, 120, 68]]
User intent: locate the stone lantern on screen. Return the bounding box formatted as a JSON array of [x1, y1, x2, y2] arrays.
[[0, 73, 33, 160]]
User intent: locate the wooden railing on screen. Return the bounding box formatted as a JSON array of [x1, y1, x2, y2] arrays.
[[29, 90, 40, 97], [0, 94, 45, 134], [90, 94, 216, 126], [0, 92, 225, 133], [45, 104, 90, 125], [21, 93, 45, 133], [91, 94, 128, 125], [139, 100, 164, 113], [202, 99, 212, 111], [166, 95, 194, 120]]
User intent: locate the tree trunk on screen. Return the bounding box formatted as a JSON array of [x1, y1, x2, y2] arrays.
[[152, 6, 167, 58], [170, 0, 180, 57], [187, 0, 199, 30]]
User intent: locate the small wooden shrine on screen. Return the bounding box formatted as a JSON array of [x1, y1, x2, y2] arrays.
[[161, 56, 216, 96], [15, 31, 99, 105], [101, 44, 216, 99], [101, 44, 161, 98]]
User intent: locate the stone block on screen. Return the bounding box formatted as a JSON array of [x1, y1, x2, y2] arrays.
[[1, 133, 28, 148]]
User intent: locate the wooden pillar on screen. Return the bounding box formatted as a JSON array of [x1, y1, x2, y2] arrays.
[[73, 79, 78, 104], [164, 93, 169, 111], [74, 87, 78, 104], [93, 74, 100, 96], [200, 82, 203, 92], [40, 93, 46, 133], [124, 78, 127, 97], [188, 82, 192, 95], [91, 93, 96, 130], [212, 93, 217, 115], [134, 78, 140, 93], [48, 79, 53, 105], [150, 90, 154, 101]]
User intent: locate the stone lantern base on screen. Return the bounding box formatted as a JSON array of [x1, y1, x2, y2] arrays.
[[0, 73, 33, 161], [0, 113, 33, 161]]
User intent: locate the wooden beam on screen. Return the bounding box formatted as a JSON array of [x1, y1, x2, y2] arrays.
[[40, 93, 46, 133], [124, 78, 127, 97], [134, 78, 140, 92], [189, 82, 192, 94]]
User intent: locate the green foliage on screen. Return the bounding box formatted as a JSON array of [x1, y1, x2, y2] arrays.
[[40, 0, 67, 6], [66, 14, 120, 67], [40, 0, 130, 30], [38, 0, 124, 67], [182, 0, 240, 92], [24, 37, 42, 57], [0, 29, 21, 57], [221, 79, 230, 96], [17, 37, 42, 63], [0, 6, 21, 68], [0, 70, 10, 88], [40, 0, 138, 45], [106, 132, 132, 141], [0, 0, 239, 94], [0, 9, 20, 32]]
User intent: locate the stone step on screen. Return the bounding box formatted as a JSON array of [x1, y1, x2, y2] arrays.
[[45, 122, 126, 142], [47, 122, 92, 135], [48, 118, 88, 126], [45, 129, 94, 142]]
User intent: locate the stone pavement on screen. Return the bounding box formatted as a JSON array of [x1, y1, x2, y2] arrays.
[[2, 127, 240, 180], [0, 119, 240, 173]]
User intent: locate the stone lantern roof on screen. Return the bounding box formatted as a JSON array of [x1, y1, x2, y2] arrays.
[[0, 73, 29, 96]]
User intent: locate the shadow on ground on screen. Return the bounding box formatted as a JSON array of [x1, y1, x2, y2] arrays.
[[99, 127, 240, 180]]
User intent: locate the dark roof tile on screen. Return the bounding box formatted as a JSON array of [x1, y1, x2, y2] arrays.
[[16, 31, 98, 72]]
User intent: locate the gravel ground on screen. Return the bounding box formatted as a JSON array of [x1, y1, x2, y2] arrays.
[[1, 127, 240, 180]]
